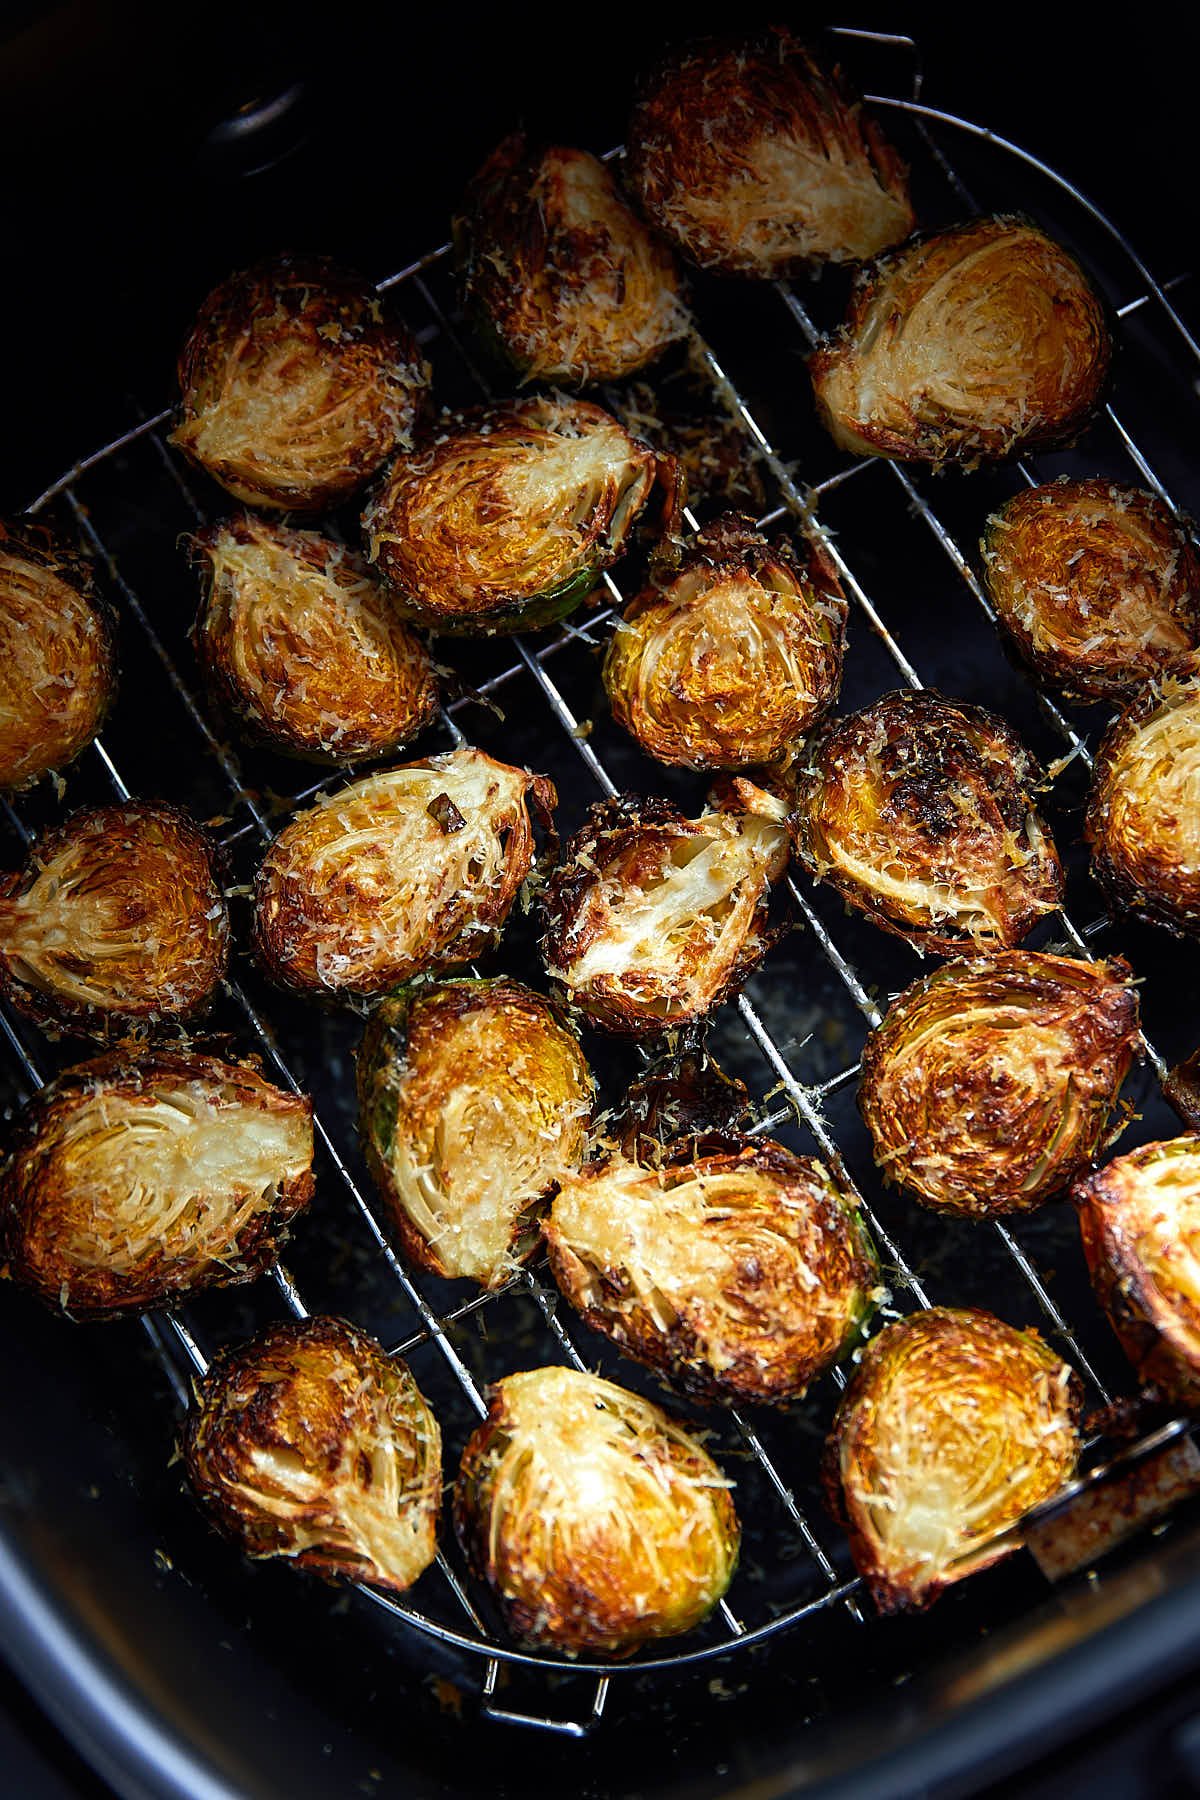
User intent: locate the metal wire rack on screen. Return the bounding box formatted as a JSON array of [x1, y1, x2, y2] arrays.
[[4, 27, 1200, 1740]]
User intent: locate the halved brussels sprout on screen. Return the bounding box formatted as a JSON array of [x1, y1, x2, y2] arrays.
[[541, 779, 790, 1035], [453, 1365, 739, 1654], [791, 689, 1064, 954], [456, 135, 689, 385], [362, 396, 680, 636], [184, 1316, 441, 1593], [825, 1306, 1082, 1612], [626, 29, 914, 277], [170, 254, 428, 513], [809, 217, 1111, 466], [1074, 1136, 1200, 1406], [981, 479, 1200, 702], [357, 977, 594, 1288], [190, 513, 438, 765], [0, 802, 230, 1041], [253, 747, 553, 1000], [544, 1141, 881, 1405], [0, 517, 117, 792], [858, 951, 1140, 1217], [1086, 652, 1200, 936], [603, 514, 848, 770], [0, 1049, 314, 1317]]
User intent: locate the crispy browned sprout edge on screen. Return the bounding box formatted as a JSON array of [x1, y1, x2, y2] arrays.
[[184, 1316, 441, 1593], [453, 1365, 739, 1654]]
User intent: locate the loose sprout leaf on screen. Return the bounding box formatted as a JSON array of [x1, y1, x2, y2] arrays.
[[171, 254, 429, 512], [544, 1140, 881, 1405], [604, 513, 848, 771], [858, 951, 1141, 1217], [1086, 651, 1200, 936], [981, 478, 1200, 702], [0, 802, 230, 1041], [0, 1049, 314, 1316], [0, 517, 118, 793], [809, 217, 1111, 467], [253, 747, 553, 1000], [191, 513, 438, 765], [357, 977, 594, 1288], [826, 1307, 1082, 1612], [541, 784, 789, 1035], [457, 135, 689, 385], [791, 688, 1063, 954], [453, 1366, 739, 1654], [1074, 1136, 1200, 1406], [185, 1316, 441, 1593], [627, 29, 915, 277]]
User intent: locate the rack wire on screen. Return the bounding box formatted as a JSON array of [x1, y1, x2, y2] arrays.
[[4, 28, 1200, 1738]]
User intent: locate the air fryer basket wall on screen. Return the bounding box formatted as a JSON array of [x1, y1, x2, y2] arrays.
[[3, 16, 1200, 1798]]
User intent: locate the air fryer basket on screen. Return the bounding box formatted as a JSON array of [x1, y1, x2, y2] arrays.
[[4, 23, 1200, 1799]]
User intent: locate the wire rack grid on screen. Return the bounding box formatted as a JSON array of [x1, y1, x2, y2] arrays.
[[4, 27, 1200, 1739]]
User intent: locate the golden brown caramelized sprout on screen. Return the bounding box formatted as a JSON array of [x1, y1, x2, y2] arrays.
[[253, 747, 553, 1000], [603, 514, 847, 770], [626, 30, 914, 277], [792, 690, 1064, 954], [453, 1366, 739, 1654], [825, 1307, 1082, 1612], [363, 396, 679, 636], [0, 802, 230, 1041], [190, 513, 438, 764], [981, 480, 1200, 702], [541, 780, 790, 1035], [810, 218, 1111, 466], [0, 1049, 314, 1317], [184, 1316, 441, 1592], [859, 952, 1140, 1218], [1074, 1136, 1200, 1406], [357, 977, 594, 1288], [171, 254, 428, 513], [456, 135, 688, 385], [0, 519, 117, 792], [1085, 652, 1200, 935], [544, 1142, 881, 1406]]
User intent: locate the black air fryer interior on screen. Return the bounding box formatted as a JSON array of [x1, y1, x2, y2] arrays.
[[3, 14, 1200, 1799]]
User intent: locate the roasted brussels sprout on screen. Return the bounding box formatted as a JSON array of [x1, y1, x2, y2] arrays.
[[858, 951, 1140, 1218], [253, 747, 553, 1001], [1085, 652, 1200, 935], [184, 1316, 441, 1592], [0, 801, 230, 1041], [809, 217, 1111, 467], [825, 1307, 1083, 1612], [603, 515, 848, 770], [544, 1141, 881, 1406], [791, 689, 1064, 954], [190, 513, 438, 764], [456, 135, 688, 385], [453, 1366, 739, 1654], [170, 254, 428, 513], [0, 1049, 314, 1317], [980, 480, 1200, 702], [357, 977, 593, 1287], [362, 396, 680, 636], [0, 518, 117, 792], [626, 29, 914, 277], [1074, 1136, 1200, 1406], [541, 779, 789, 1035]]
